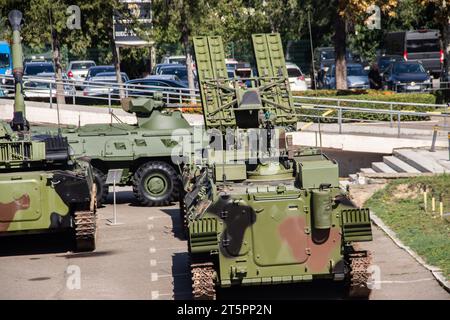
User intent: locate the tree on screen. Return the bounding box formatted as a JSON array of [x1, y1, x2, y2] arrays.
[[23, 0, 89, 106], [419, 0, 450, 71], [153, 0, 214, 93], [78, 1, 140, 101], [333, 0, 398, 90]]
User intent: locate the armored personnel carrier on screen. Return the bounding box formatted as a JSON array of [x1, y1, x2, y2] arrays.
[[0, 10, 96, 251], [53, 96, 192, 206], [180, 34, 373, 299]]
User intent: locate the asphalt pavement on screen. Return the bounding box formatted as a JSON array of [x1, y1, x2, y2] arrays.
[[0, 187, 448, 300]]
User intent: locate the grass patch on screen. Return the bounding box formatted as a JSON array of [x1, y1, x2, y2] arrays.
[[366, 175, 450, 280]]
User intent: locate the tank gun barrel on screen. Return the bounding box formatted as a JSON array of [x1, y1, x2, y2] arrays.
[[8, 10, 28, 131]]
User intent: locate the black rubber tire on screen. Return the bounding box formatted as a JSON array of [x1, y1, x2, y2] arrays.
[[133, 161, 180, 207], [93, 167, 108, 206]]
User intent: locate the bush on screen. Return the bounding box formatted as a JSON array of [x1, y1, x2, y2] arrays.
[[292, 90, 438, 122]]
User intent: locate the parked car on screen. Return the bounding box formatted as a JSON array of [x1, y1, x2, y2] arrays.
[[225, 58, 238, 70], [24, 55, 52, 63], [24, 61, 54, 76], [161, 55, 186, 65], [157, 64, 197, 87], [376, 54, 404, 74], [227, 67, 235, 79], [382, 61, 432, 92], [324, 63, 369, 89], [67, 60, 96, 85], [123, 76, 188, 103], [314, 47, 362, 88], [286, 62, 307, 91], [314, 47, 362, 71], [84, 65, 115, 82], [383, 29, 443, 78], [23, 72, 75, 99], [153, 63, 175, 75], [83, 72, 129, 97]]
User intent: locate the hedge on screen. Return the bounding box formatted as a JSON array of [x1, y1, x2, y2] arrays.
[[291, 90, 439, 122]]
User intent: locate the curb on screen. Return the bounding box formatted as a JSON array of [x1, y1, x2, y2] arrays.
[[370, 212, 450, 293]]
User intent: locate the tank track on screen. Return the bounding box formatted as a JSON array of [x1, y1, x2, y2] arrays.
[[74, 189, 97, 252], [179, 192, 188, 238], [347, 250, 372, 299], [191, 262, 216, 300]]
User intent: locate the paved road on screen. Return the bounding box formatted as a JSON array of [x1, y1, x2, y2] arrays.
[[0, 188, 448, 300]]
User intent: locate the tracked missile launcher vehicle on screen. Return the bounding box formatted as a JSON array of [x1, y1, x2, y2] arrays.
[[180, 34, 373, 299], [0, 10, 96, 251]]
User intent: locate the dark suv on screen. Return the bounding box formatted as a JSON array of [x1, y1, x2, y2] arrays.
[[24, 62, 54, 76]]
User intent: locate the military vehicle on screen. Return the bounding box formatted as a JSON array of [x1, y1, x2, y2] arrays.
[[35, 93, 194, 207], [180, 34, 373, 299], [0, 10, 96, 251], [43, 96, 193, 207]]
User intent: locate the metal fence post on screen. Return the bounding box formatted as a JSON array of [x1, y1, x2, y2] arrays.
[[397, 110, 401, 138], [49, 83, 52, 109], [338, 107, 342, 134], [430, 126, 438, 152], [108, 90, 111, 108], [390, 103, 393, 128], [72, 82, 76, 105]]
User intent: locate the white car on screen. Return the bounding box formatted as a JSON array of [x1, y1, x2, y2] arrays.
[[286, 62, 307, 91], [67, 60, 96, 85], [161, 55, 186, 65], [225, 58, 238, 70]]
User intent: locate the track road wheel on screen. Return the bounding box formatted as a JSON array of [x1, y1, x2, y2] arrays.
[[179, 190, 189, 239], [74, 199, 97, 251], [133, 161, 180, 207], [93, 167, 108, 206], [191, 262, 216, 300], [346, 250, 372, 299]]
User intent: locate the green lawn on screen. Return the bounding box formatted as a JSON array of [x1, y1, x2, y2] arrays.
[[366, 175, 450, 280]]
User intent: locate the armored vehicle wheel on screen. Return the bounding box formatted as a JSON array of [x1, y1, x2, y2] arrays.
[[93, 168, 108, 206], [133, 161, 179, 207]]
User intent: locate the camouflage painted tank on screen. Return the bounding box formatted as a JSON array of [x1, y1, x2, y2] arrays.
[[180, 34, 373, 299], [0, 10, 96, 251]]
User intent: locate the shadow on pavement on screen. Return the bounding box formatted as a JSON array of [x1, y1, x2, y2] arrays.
[[217, 280, 348, 300], [160, 208, 186, 241], [172, 252, 192, 300], [104, 190, 139, 206], [0, 232, 74, 256]]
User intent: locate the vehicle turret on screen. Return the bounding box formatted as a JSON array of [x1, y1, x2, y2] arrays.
[[122, 93, 191, 130]]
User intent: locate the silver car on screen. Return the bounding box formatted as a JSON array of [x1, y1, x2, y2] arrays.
[[67, 60, 96, 86], [324, 63, 369, 89], [83, 72, 129, 97]]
